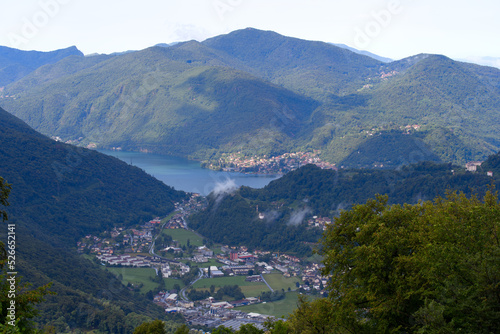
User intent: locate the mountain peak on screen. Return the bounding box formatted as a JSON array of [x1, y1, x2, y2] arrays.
[[0, 45, 83, 86]]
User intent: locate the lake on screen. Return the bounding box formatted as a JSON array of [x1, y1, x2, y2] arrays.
[[98, 150, 281, 195]]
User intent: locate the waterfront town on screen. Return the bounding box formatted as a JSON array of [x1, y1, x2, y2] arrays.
[[202, 151, 337, 174], [77, 194, 329, 331]]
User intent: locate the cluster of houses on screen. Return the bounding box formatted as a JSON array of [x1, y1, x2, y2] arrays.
[[206, 151, 336, 174], [77, 218, 159, 255], [154, 291, 270, 331], [300, 262, 329, 293], [97, 254, 151, 267], [78, 194, 205, 257], [307, 216, 332, 230]]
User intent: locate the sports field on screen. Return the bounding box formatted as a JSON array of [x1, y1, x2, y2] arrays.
[[262, 273, 301, 291]]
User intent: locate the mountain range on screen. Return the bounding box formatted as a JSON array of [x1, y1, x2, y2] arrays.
[[1, 28, 499, 168]]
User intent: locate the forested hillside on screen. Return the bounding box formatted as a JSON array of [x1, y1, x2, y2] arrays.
[[189, 159, 499, 256], [0, 107, 187, 332]]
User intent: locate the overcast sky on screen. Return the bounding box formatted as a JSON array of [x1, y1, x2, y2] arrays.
[[1, 0, 499, 65]]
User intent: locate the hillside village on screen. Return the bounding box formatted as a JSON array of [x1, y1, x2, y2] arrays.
[[77, 193, 329, 329]]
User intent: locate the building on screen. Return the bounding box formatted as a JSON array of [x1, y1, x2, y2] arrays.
[[210, 266, 224, 277], [197, 246, 214, 257], [466, 161, 482, 172]]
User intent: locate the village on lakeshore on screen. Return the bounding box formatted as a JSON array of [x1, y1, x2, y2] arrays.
[[202, 151, 337, 174], [77, 194, 330, 330]]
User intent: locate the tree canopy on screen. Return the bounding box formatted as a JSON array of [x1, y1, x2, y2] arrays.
[[0, 178, 53, 333], [316, 191, 500, 333]]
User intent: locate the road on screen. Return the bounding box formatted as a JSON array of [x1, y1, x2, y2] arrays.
[[261, 274, 274, 292], [180, 268, 204, 301]]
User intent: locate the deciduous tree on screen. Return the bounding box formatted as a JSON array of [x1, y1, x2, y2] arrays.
[[316, 191, 500, 333]]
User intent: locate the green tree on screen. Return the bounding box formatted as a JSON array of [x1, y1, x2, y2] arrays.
[[316, 191, 500, 333], [0, 177, 10, 224], [237, 324, 265, 333], [264, 319, 291, 334], [173, 323, 189, 334], [286, 296, 339, 333], [212, 327, 233, 334], [0, 178, 54, 333], [133, 319, 166, 334]]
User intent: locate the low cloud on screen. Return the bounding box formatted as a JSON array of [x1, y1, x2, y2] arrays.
[[211, 178, 238, 208], [212, 178, 238, 196], [262, 210, 281, 224], [288, 207, 312, 226]]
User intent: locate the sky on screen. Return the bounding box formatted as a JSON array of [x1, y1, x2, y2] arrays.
[[1, 0, 500, 66]]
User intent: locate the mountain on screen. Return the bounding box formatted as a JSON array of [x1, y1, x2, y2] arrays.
[[1, 42, 318, 160], [332, 43, 393, 63], [1, 28, 500, 166], [202, 28, 383, 98], [307, 53, 500, 166], [189, 160, 499, 256], [0, 106, 187, 331], [0, 45, 83, 86]]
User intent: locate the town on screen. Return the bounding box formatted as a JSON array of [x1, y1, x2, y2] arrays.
[[77, 194, 330, 331], [202, 151, 337, 174]]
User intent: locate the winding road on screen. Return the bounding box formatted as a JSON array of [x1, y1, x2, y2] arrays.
[[180, 268, 204, 301]]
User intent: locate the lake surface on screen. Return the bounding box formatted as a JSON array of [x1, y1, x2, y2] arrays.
[[98, 150, 281, 195]]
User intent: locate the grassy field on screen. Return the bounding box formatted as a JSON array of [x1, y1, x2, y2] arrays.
[[263, 273, 301, 291], [192, 258, 220, 268], [105, 267, 185, 293], [211, 244, 225, 255], [105, 267, 159, 294], [192, 275, 271, 298], [162, 228, 204, 247], [235, 292, 319, 318]]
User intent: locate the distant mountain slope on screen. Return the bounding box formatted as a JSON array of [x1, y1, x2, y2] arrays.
[[339, 131, 441, 168], [0, 106, 187, 331], [202, 28, 383, 98], [5, 53, 111, 93], [0, 45, 83, 86], [332, 43, 393, 63], [1, 44, 318, 159], [2, 28, 500, 166]]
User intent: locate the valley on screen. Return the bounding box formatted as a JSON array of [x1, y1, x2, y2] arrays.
[[77, 193, 328, 330]]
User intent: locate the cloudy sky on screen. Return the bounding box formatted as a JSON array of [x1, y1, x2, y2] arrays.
[[1, 0, 499, 65]]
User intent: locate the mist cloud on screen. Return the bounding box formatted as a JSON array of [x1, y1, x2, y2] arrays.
[[212, 178, 238, 196], [211, 178, 238, 208], [288, 207, 312, 226]]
